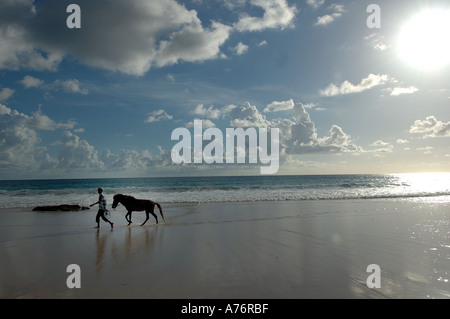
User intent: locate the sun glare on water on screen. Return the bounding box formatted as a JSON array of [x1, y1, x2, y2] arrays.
[[398, 9, 450, 70]]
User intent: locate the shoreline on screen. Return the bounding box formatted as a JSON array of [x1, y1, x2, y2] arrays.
[[1, 198, 449, 298]]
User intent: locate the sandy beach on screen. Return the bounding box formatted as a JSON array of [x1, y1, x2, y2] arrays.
[[0, 198, 449, 299]]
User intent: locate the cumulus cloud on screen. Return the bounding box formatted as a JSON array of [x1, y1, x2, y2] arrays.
[[409, 116, 450, 138], [20, 75, 44, 88], [369, 140, 393, 156], [388, 86, 419, 96], [0, 0, 298, 76], [0, 104, 88, 176], [280, 103, 361, 154], [258, 40, 268, 46], [229, 101, 362, 155], [30, 108, 76, 131], [185, 119, 216, 128], [0, 104, 182, 177], [20, 75, 89, 94], [320, 74, 391, 96], [233, 0, 297, 32], [57, 131, 104, 170], [231, 42, 249, 55], [191, 104, 224, 119], [1, 0, 229, 75], [0, 1, 62, 71], [58, 132, 175, 173], [263, 99, 295, 112], [53, 79, 89, 95], [306, 0, 325, 9], [101, 149, 153, 171], [0, 88, 15, 102], [371, 140, 390, 147], [155, 20, 232, 68], [230, 102, 271, 127], [145, 109, 173, 123], [0, 104, 42, 171], [188, 104, 237, 129]]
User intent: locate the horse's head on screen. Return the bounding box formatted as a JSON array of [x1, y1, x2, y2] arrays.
[[112, 194, 122, 209]]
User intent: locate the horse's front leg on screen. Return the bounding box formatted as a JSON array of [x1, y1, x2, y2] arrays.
[[126, 211, 133, 226], [141, 211, 149, 226]]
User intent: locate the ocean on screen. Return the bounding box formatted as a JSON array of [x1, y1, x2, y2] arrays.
[[0, 173, 449, 209]]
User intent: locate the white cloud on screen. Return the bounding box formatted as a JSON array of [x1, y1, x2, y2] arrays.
[[229, 101, 362, 155], [231, 42, 249, 55], [145, 109, 173, 123], [57, 131, 104, 170], [57, 132, 176, 174], [1, 0, 299, 76], [370, 140, 393, 156], [221, 0, 247, 10], [314, 4, 345, 26], [0, 104, 41, 171], [166, 73, 175, 82], [388, 86, 419, 96], [155, 20, 232, 68], [371, 140, 390, 147], [20, 75, 44, 88], [396, 139, 409, 144], [0, 104, 77, 176], [409, 116, 450, 138], [314, 13, 339, 26], [230, 102, 271, 127], [0, 0, 62, 71], [0, 88, 14, 102], [191, 103, 236, 119], [185, 119, 216, 128], [101, 149, 153, 171], [29, 108, 76, 131], [258, 40, 268, 46], [365, 33, 391, 51], [53, 79, 89, 95], [0, 104, 179, 177], [1, 0, 232, 75], [306, 0, 325, 9], [416, 146, 433, 154], [263, 99, 295, 112], [320, 74, 391, 96], [191, 104, 220, 119], [20, 75, 88, 94], [233, 0, 297, 32]]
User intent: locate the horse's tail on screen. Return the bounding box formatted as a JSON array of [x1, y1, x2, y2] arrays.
[[156, 203, 165, 223]]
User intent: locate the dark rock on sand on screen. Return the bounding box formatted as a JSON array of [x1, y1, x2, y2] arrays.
[[32, 204, 90, 212]]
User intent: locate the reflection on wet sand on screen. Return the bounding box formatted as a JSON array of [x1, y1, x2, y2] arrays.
[[95, 225, 162, 277]]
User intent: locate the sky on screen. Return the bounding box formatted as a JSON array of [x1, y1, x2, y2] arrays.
[[1, 0, 449, 179]]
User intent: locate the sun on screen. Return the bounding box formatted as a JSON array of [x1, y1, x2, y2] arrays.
[[398, 9, 450, 70]]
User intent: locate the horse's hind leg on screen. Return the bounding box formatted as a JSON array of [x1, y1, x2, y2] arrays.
[[126, 211, 132, 226], [141, 211, 150, 226], [150, 209, 158, 224]]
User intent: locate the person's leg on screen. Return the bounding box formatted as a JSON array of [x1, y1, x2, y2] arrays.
[[95, 210, 101, 228], [100, 210, 113, 229]]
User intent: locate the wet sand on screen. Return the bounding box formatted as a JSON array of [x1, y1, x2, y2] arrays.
[[0, 198, 449, 298]]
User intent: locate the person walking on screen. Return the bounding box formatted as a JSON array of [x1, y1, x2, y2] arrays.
[[90, 187, 113, 229]]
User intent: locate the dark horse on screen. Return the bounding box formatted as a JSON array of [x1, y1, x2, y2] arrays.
[[112, 194, 165, 226]]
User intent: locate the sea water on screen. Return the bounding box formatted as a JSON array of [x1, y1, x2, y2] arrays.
[[0, 173, 449, 209]]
